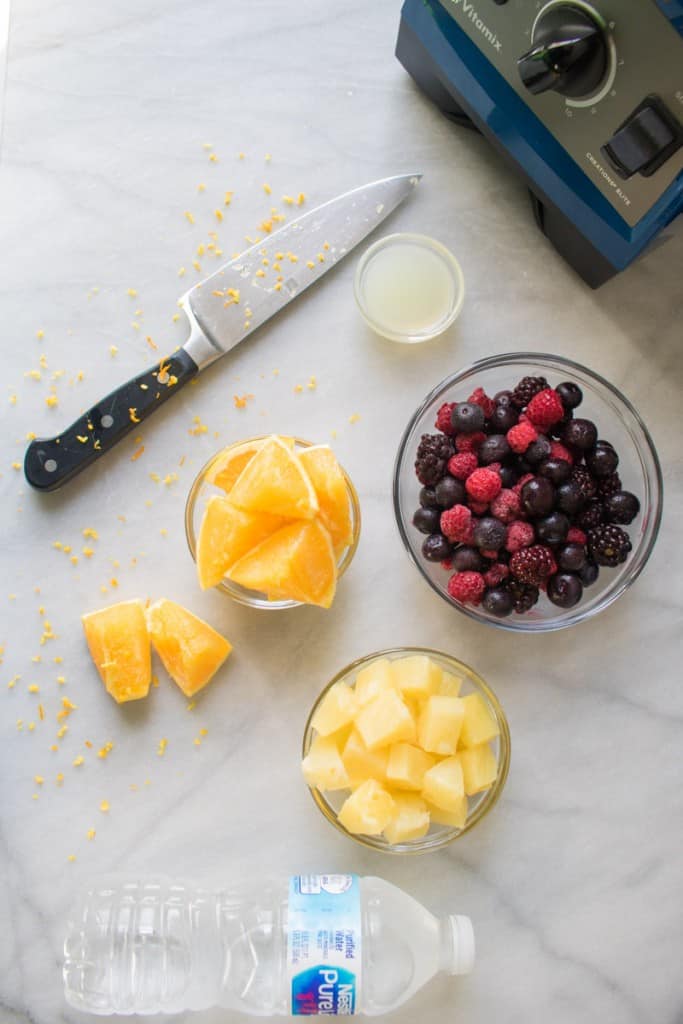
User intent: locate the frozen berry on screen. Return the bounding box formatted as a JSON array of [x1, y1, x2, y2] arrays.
[[413, 507, 442, 534], [422, 534, 453, 562], [520, 477, 555, 517], [499, 465, 518, 489], [507, 579, 540, 613], [525, 435, 552, 465], [547, 573, 583, 608], [451, 402, 485, 434], [466, 468, 502, 503], [511, 375, 548, 408], [555, 481, 584, 516], [447, 571, 486, 605], [510, 544, 557, 585], [494, 390, 513, 405], [566, 527, 587, 545], [447, 452, 478, 480], [577, 499, 604, 531], [419, 486, 439, 508], [490, 403, 519, 433], [538, 457, 572, 485], [483, 562, 510, 588], [441, 505, 474, 544], [526, 388, 565, 429], [507, 421, 538, 454], [586, 441, 619, 477], [467, 387, 495, 419], [435, 475, 467, 509], [571, 465, 597, 501], [561, 418, 598, 450], [536, 511, 570, 545], [435, 402, 456, 435], [479, 435, 510, 465], [452, 546, 487, 573], [473, 517, 507, 551], [603, 490, 640, 525], [556, 381, 583, 410], [415, 434, 454, 485], [549, 441, 574, 465], [455, 431, 487, 453], [587, 524, 632, 567], [557, 543, 587, 572], [469, 500, 489, 516], [490, 488, 521, 523], [482, 587, 514, 617], [578, 559, 599, 586], [597, 471, 622, 497]]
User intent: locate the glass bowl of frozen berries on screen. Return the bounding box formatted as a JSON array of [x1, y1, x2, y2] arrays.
[[393, 353, 662, 632]]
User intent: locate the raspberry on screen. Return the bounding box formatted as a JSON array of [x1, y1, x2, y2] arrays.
[[447, 571, 486, 605], [465, 468, 502, 503], [455, 431, 487, 453], [440, 504, 473, 543], [467, 386, 495, 419], [440, 559, 453, 571], [480, 548, 500, 560], [509, 545, 557, 585], [447, 452, 478, 480], [505, 520, 535, 552], [507, 420, 538, 454], [469, 500, 490, 516], [549, 441, 574, 464], [525, 388, 565, 429], [512, 472, 535, 496], [484, 563, 509, 588], [435, 402, 456, 435], [566, 527, 587, 545], [490, 488, 521, 523]]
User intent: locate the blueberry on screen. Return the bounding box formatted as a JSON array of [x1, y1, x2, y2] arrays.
[[547, 572, 583, 608], [413, 507, 442, 534], [514, 456, 533, 476], [452, 546, 487, 572], [473, 516, 507, 551], [478, 435, 511, 465], [536, 511, 570, 544], [586, 441, 619, 477], [520, 476, 555, 517], [603, 490, 640, 525], [556, 382, 583, 410], [525, 435, 552, 465], [549, 410, 574, 439], [557, 543, 587, 571], [499, 464, 518, 489], [422, 534, 453, 561], [482, 587, 514, 617], [419, 486, 439, 508], [561, 418, 598, 450], [435, 475, 466, 509], [578, 559, 599, 586], [538, 457, 572, 485], [555, 481, 584, 516], [450, 402, 485, 434], [489, 403, 519, 432], [493, 390, 514, 406]]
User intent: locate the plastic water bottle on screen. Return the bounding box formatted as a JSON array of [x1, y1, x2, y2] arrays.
[[63, 874, 475, 1015]]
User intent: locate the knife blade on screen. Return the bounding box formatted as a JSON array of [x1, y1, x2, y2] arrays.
[[24, 173, 421, 491]]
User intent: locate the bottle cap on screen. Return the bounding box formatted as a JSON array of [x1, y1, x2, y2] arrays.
[[447, 914, 475, 975]]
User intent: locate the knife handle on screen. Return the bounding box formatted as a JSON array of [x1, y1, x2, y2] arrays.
[[24, 349, 198, 491]]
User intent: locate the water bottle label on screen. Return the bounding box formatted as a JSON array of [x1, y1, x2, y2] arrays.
[[288, 874, 361, 1015]]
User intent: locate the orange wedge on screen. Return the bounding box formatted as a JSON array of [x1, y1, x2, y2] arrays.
[[82, 600, 151, 703], [227, 519, 337, 608], [228, 435, 319, 519], [196, 495, 287, 589], [298, 445, 354, 557], [147, 599, 232, 697], [206, 437, 295, 493]]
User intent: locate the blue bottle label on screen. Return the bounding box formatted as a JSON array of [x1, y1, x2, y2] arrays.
[[288, 874, 361, 1015]]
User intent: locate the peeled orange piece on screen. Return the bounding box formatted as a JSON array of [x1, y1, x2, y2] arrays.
[[196, 495, 286, 589], [228, 519, 337, 608], [82, 600, 151, 703], [204, 438, 295, 493], [228, 436, 319, 519], [298, 445, 354, 557], [147, 599, 232, 697]]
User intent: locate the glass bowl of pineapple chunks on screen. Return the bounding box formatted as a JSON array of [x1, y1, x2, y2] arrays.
[[301, 648, 510, 853]]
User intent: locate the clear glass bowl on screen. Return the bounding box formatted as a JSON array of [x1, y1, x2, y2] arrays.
[[185, 436, 361, 610], [393, 353, 662, 632], [301, 647, 510, 854]]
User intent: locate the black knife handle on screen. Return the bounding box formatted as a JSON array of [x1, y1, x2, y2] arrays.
[[24, 349, 198, 491]]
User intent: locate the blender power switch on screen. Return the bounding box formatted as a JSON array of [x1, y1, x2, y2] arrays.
[[602, 96, 682, 180]]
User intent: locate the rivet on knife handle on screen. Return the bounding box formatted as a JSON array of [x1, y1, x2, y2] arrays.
[[24, 350, 198, 491]]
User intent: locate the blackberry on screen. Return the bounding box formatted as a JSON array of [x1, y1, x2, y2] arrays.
[[587, 524, 632, 567], [507, 579, 540, 613], [577, 499, 604, 532], [510, 544, 557, 585], [511, 375, 548, 409], [597, 472, 622, 498], [415, 433, 454, 486], [571, 465, 597, 501]]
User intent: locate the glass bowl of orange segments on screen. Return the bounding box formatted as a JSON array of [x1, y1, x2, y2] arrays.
[[185, 436, 361, 610]]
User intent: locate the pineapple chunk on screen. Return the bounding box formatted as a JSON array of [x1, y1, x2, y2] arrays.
[[355, 689, 416, 751], [417, 695, 465, 755], [386, 743, 435, 791], [383, 793, 430, 844], [459, 743, 498, 795], [421, 756, 465, 811], [353, 658, 398, 706], [337, 779, 394, 835], [311, 682, 357, 737], [439, 671, 464, 697], [426, 796, 469, 830], [301, 735, 350, 792], [341, 730, 389, 783], [392, 655, 442, 700], [459, 693, 500, 748]]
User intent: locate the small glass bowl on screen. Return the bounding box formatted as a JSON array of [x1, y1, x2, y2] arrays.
[[354, 233, 465, 343], [302, 647, 510, 854], [393, 353, 663, 632], [185, 436, 361, 609]]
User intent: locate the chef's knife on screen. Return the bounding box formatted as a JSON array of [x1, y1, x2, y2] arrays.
[[24, 173, 420, 491]]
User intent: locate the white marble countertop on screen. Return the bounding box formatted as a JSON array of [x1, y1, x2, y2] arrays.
[[1, 2, 681, 1023]]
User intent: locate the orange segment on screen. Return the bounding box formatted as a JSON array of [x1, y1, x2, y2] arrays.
[[205, 437, 295, 493], [298, 445, 354, 557], [147, 599, 232, 697], [227, 519, 337, 608], [228, 435, 318, 519], [82, 600, 151, 703], [196, 495, 286, 589]]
